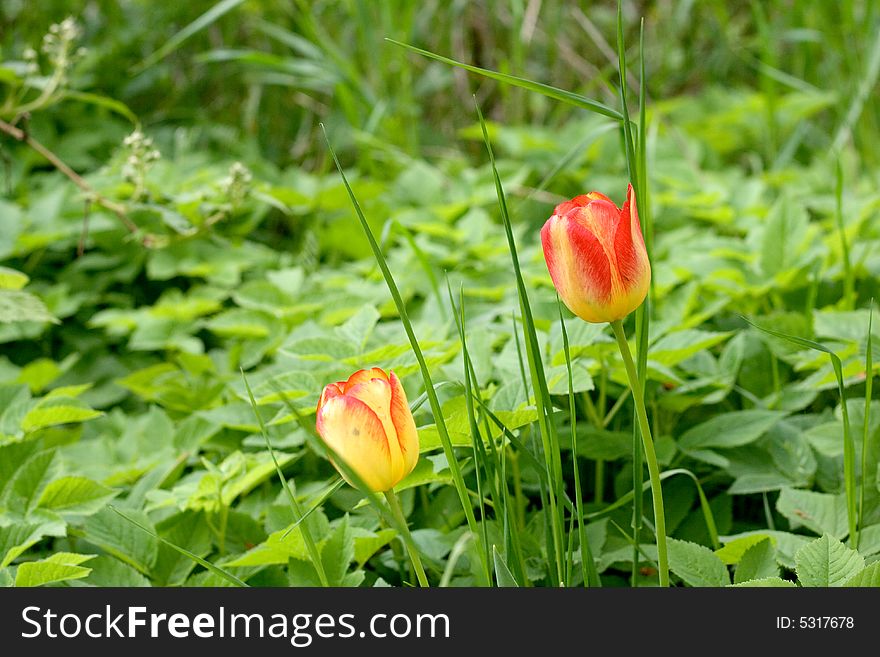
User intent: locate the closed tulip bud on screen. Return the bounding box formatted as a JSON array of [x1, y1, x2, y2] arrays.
[[541, 184, 650, 323], [316, 367, 419, 492]]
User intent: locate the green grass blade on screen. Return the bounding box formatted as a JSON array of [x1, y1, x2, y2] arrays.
[[744, 316, 858, 546], [281, 479, 345, 539], [474, 99, 566, 585], [446, 281, 493, 583], [321, 125, 488, 583], [241, 370, 328, 587], [387, 39, 623, 121], [835, 160, 855, 310], [133, 0, 247, 73], [109, 506, 248, 587], [861, 302, 874, 546], [559, 301, 600, 587]]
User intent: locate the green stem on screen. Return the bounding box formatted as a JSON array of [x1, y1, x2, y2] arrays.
[[610, 319, 669, 587], [384, 490, 429, 588]]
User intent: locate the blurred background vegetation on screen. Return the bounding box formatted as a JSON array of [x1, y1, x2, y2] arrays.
[[3, 0, 879, 168]]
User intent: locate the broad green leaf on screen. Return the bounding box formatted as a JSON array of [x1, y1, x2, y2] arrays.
[[0, 519, 67, 568], [82, 555, 151, 587], [321, 516, 355, 586], [0, 267, 28, 290], [776, 488, 849, 538], [679, 410, 785, 450], [734, 537, 779, 583], [715, 534, 773, 565], [2, 449, 59, 514], [667, 537, 730, 587], [37, 476, 118, 515], [729, 577, 797, 587], [21, 401, 103, 433], [649, 330, 731, 367], [795, 534, 864, 587], [14, 552, 95, 587], [760, 195, 808, 278], [353, 528, 396, 568], [844, 561, 880, 587], [226, 511, 330, 567], [82, 508, 158, 575], [0, 290, 57, 324]]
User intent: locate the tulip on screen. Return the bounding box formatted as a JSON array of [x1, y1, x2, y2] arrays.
[[316, 367, 419, 492], [540, 184, 650, 323], [542, 183, 668, 587]]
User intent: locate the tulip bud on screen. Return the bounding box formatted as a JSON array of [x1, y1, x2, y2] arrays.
[[316, 367, 419, 492], [541, 184, 650, 323]]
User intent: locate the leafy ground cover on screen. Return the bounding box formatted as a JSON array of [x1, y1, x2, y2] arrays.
[[0, 1, 878, 588]]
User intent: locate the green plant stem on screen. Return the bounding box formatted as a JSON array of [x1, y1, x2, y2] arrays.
[[610, 319, 669, 587], [384, 490, 429, 588]]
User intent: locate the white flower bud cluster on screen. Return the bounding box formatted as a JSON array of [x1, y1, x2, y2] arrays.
[[121, 130, 161, 195], [220, 161, 253, 206], [40, 17, 85, 82]]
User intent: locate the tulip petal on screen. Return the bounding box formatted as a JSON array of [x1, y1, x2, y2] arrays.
[[553, 191, 612, 218], [614, 184, 648, 289], [345, 377, 406, 483], [388, 371, 419, 475], [316, 394, 396, 491], [343, 367, 389, 392], [317, 382, 344, 416]]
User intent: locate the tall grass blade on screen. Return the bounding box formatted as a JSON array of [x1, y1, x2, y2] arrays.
[[559, 302, 600, 587], [321, 125, 489, 584], [387, 39, 623, 121], [861, 302, 874, 546], [109, 506, 248, 587], [744, 317, 858, 546], [133, 0, 246, 73], [242, 370, 328, 586], [474, 99, 566, 586]]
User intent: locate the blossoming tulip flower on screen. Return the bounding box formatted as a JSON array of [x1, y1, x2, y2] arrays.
[[541, 184, 650, 323], [316, 367, 419, 492]]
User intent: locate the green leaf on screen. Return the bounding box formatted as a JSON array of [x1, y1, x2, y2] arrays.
[[82, 508, 158, 575], [225, 511, 330, 567], [14, 552, 95, 587], [321, 516, 355, 587], [21, 401, 103, 432], [668, 537, 730, 587], [37, 476, 118, 515], [844, 561, 880, 587], [679, 410, 785, 450], [760, 195, 808, 278], [0, 519, 67, 568], [734, 537, 779, 583], [83, 556, 151, 587], [353, 528, 396, 568], [2, 449, 59, 514], [715, 534, 773, 565], [0, 267, 28, 291], [777, 488, 849, 538], [795, 534, 864, 587], [729, 577, 797, 587], [0, 290, 58, 324]]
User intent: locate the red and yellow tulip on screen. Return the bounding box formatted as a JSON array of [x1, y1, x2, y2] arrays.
[[316, 367, 419, 492], [540, 184, 650, 323]]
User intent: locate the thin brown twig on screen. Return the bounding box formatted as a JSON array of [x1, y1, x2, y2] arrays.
[[0, 117, 141, 236]]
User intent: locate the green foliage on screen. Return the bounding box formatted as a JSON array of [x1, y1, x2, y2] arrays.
[[0, 2, 878, 588]]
